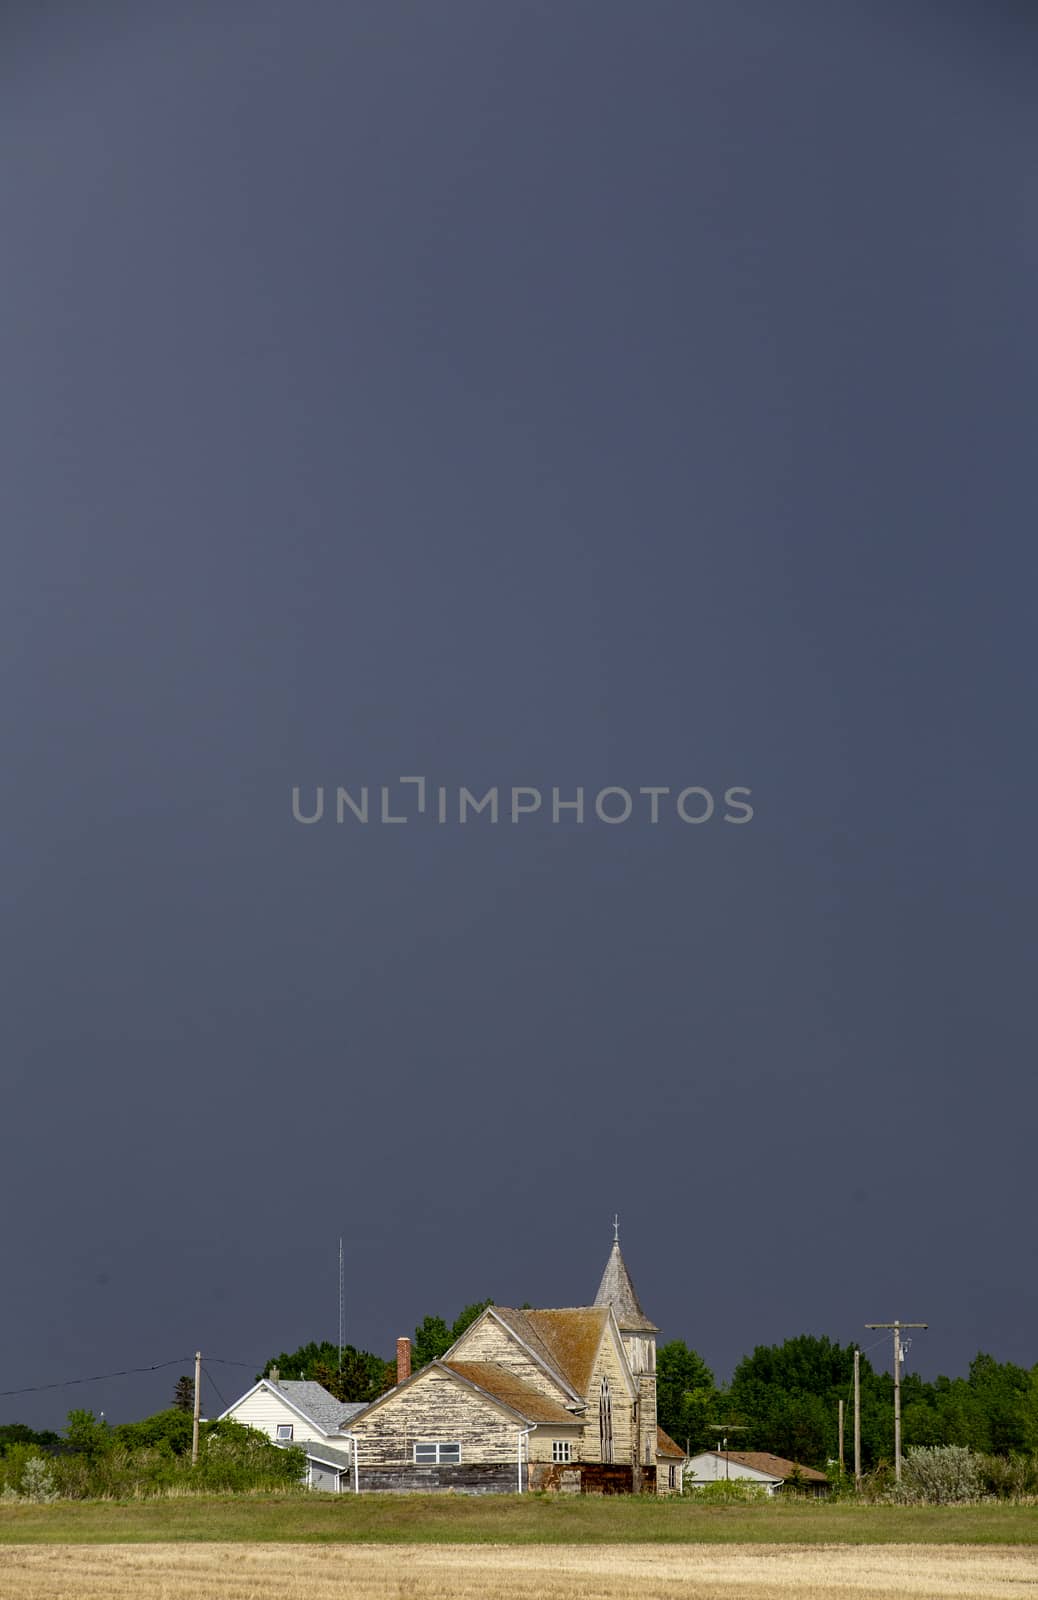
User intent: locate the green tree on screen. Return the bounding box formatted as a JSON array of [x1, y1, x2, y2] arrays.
[[413, 1300, 494, 1368], [64, 1409, 110, 1460], [896, 1354, 1038, 1457], [112, 1407, 195, 1455], [412, 1316, 452, 1367], [656, 1340, 717, 1453], [726, 1336, 870, 1470], [259, 1341, 394, 1404], [0, 1424, 61, 1453], [965, 1352, 1036, 1454], [172, 1375, 195, 1413]]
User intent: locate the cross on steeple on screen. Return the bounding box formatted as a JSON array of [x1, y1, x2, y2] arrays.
[[595, 1224, 659, 1342]]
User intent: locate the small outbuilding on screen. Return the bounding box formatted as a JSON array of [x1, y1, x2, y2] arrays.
[[656, 1427, 686, 1492], [684, 1449, 830, 1496]]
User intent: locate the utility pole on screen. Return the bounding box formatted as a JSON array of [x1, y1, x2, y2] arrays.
[[838, 1398, 844, 1476], [865, 1321, 927, 1482], [191, 1350, 202, 1467], [853, 1347, 861, 1490], [709, 1424, 747, 1482]]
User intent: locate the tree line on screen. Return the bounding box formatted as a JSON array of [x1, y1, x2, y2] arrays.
[[657, 1335, 1038, 1470], [5, 1310, 1035, 1480], [259, 1308, 1038, 1473]]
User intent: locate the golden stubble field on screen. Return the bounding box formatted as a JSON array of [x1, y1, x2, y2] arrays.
[[1, 1542, 1036, 1600]]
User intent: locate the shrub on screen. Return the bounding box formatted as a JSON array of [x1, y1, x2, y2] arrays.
[[12, 1410, 309, 1500], [891, 1445, 984, 1504], [977, 1451, 1038, 1500], [823, 1460, 856, 1499], [193, 1422, 305, 1492], [0, 1449, 59, 1502], [20, 1456, 59, 1503], [684, 1477, 771, 1503]]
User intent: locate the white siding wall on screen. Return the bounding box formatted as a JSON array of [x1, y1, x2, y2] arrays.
[[226, 1386, 331, 1447], [684, 1453, 780, 1492]]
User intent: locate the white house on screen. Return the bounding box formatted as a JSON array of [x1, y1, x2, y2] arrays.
[[684, 1449, 829, 1497], [219, 1375, 364, 1492]]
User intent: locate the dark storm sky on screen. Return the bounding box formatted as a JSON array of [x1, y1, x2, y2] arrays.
[[4, 1, 1037, 1428]]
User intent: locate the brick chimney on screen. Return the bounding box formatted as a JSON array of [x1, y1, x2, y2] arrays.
[[396, 1337, 411, 1386]]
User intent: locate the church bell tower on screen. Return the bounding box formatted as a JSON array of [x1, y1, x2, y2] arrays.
[[593, 1219, 658, 1482]]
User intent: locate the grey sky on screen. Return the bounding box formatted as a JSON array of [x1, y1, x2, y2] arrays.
[[3, 0, 1036, 1428]]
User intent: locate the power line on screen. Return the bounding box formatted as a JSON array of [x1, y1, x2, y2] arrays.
[[202, 1365, 229, 1412], [203, 1357, 271, 1370], [0, 1353, 269, 1400], [0, 1358, 192, 1398]]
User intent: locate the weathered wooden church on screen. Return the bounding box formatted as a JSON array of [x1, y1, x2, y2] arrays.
[[341, 1229, 685, 1494]]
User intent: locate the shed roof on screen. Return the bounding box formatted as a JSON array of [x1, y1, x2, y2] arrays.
[[277, 1439, 353, 1471], [702, 1450, 828, 1484], [656, 1426, 685, 1460]]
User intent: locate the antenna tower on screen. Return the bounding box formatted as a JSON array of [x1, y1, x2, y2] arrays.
[[338, 1237, 344, 1374]]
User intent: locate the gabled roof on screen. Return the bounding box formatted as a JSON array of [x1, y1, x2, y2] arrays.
[[342, 1357, 576, 1430], [271, 1380, 364, 1433], [218, 1378, 361, 1437], [594, 1240, 658, 1333], [696, 1450, 828, 1484], [656, 1426, 685, 1460], [490, 1307, 612, 1399], [445, 1362, 582, 1426]]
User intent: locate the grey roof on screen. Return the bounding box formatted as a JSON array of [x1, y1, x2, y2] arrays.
[[276, 1438, 353, 1472], [593, 1240, 658, 1333], [269, 1379, 364, 1434]]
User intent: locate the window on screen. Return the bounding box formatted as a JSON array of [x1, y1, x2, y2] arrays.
[[668, 1464, 677, 1489], [551, 1440, 572, 1463], [276, 1424, 294, 1440], [599, 1377, 613, 1463], [414, 1442, 461, 1464]]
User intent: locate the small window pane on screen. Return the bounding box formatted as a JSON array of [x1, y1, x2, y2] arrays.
[[414, 1442, 460, 1464]]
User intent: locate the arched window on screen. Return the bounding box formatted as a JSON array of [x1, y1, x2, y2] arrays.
[[599, 1377, 613, 1463]]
